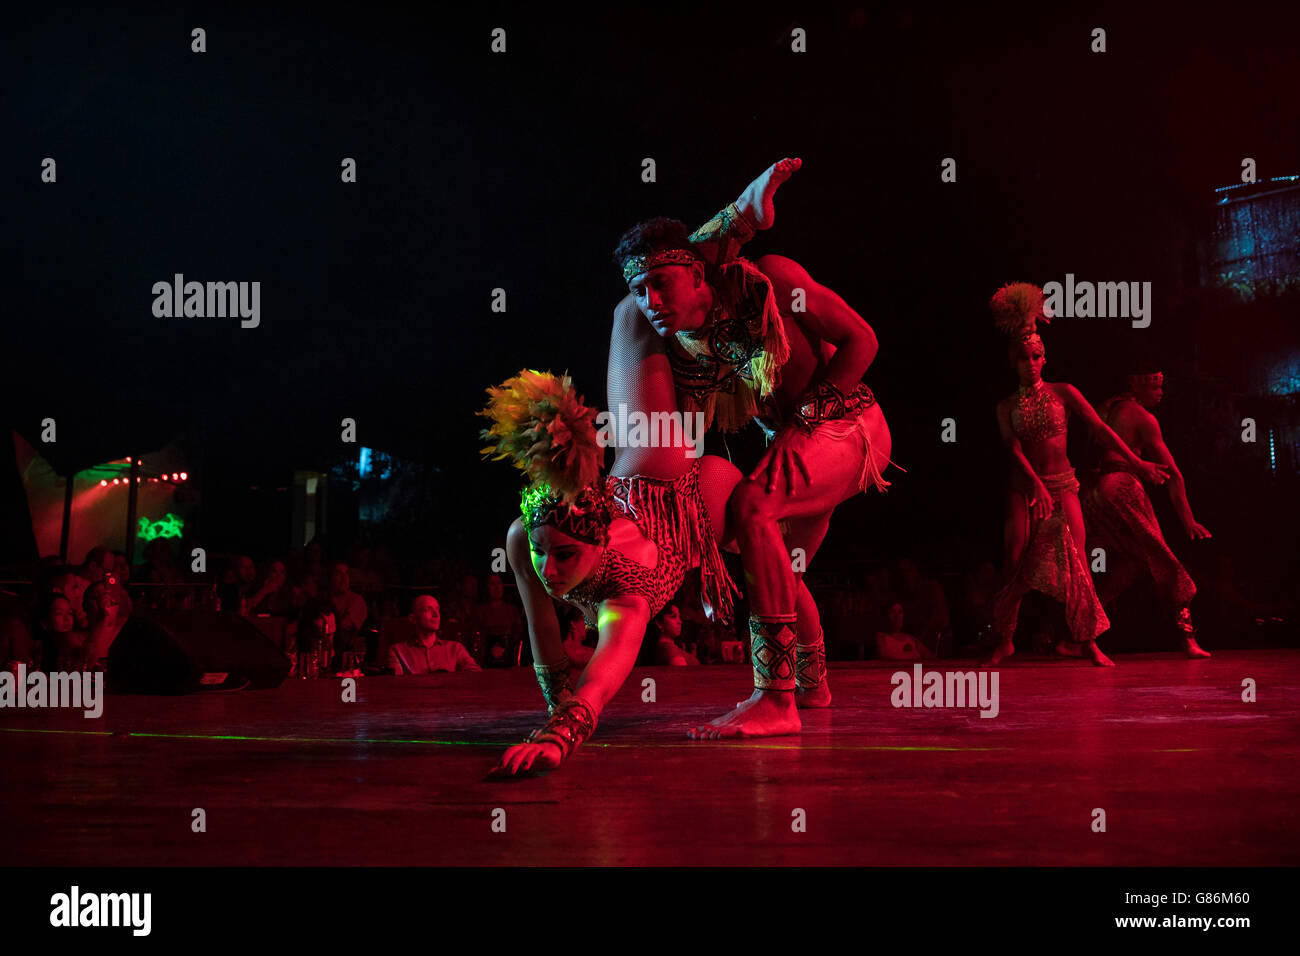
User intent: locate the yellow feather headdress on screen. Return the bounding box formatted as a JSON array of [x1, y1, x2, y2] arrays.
[[478, 370, 610, 542]]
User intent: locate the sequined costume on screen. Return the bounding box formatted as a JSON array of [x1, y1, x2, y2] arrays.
[[991, 469, 1110, 643], [565, 458, 738, 627], [1011, 380, 1069, 443], [1083, 398, 1196, 611]]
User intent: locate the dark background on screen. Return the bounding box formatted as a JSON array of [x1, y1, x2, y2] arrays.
[[4, 3, 1298, 598]]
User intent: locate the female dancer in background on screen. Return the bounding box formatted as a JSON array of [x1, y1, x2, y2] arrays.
[[984, 283, 1168, 666]]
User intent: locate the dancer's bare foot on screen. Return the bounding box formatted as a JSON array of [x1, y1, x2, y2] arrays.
[[1054, 640, 1086, 658], [689, 689, 801, 739], [981, 640, 1015, 666], [795, 681, 833, 709], [736, 157, 802, 230], [1084, 641, 1115, 667], [487, 741, 562, 779], [1183, 637, 1212, 659]]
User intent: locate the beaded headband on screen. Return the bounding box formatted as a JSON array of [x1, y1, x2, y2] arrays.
[[521, 483, 611, 545], [622, 248, 702, 284]]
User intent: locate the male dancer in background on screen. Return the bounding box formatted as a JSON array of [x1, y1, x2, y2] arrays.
[[1084, 361, 1212, 657]]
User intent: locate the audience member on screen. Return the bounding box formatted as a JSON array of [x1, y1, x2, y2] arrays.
[[560, 606, 596, 666], [476, 574, 523, 666], [896, 558, 951, 651], [646, 603, 699, 666], [249, 559, 292, 616], [874, 600, 934, 661], [31, 591, 87, 671], [83, 580, 125, 665], [327, 562, 369, 667], [47, 568, 90, 630], [387, 595, 480, 674]]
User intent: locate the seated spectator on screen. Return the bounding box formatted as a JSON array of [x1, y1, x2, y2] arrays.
[[874, 600, 934, 661], [295, 598, 337, 672], [107, 551, 135, 621], [957, 560, 1000, 651], [387, 595, 480, 674], [477, 574, 523, 667], [327, 564, 369, 639], [30, 591, 88, 671], [896, 558, 951, 651], [82, 580, 126, 665], [218, 555, 257, 614], [249, 559, 292, 617], [560, 606, 596, 666], [322, 564, 369, 671], [137, 539, 182, 584], [46, 568, 90, 630], [136, 539, 184, 609], [78, 546, 114, 587], [476, 574, 521, 641], [647, 603, 699, 666]]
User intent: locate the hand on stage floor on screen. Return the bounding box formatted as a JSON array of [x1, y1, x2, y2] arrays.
[[488, 741, 563, 779]]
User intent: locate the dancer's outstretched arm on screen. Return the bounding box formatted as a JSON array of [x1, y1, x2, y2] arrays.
[[571, 595, 650, 712], [506, 518, 564, 667], [490, 593, 650, 777], [1131, 413, 1212, 539], [1058, 385, 1170, 486]]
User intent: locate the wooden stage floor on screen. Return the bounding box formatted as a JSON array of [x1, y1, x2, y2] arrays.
[[3, 650, 1298, 866]]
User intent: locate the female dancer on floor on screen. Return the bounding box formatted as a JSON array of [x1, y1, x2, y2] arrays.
[[481, 370, 742, 776], [984, 283, 1168, 666]]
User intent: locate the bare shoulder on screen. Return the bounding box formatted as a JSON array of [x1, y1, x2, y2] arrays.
[[1050, 381, 1084, 405], [1125, 401, 1160, 436], [754, 253, 810, 285]]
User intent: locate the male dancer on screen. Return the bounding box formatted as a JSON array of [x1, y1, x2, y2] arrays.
[[610, 168, 892, 739], [1084, 361, 1212, 657]]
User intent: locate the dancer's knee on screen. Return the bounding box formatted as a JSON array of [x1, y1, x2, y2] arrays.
[[729, 479, 781, 530]]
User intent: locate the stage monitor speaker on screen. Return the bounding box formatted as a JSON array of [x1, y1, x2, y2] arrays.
[[108, 610, 291, 694]]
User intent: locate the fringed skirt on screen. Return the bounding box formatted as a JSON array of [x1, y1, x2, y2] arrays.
[[605, 459, 739, 623]]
